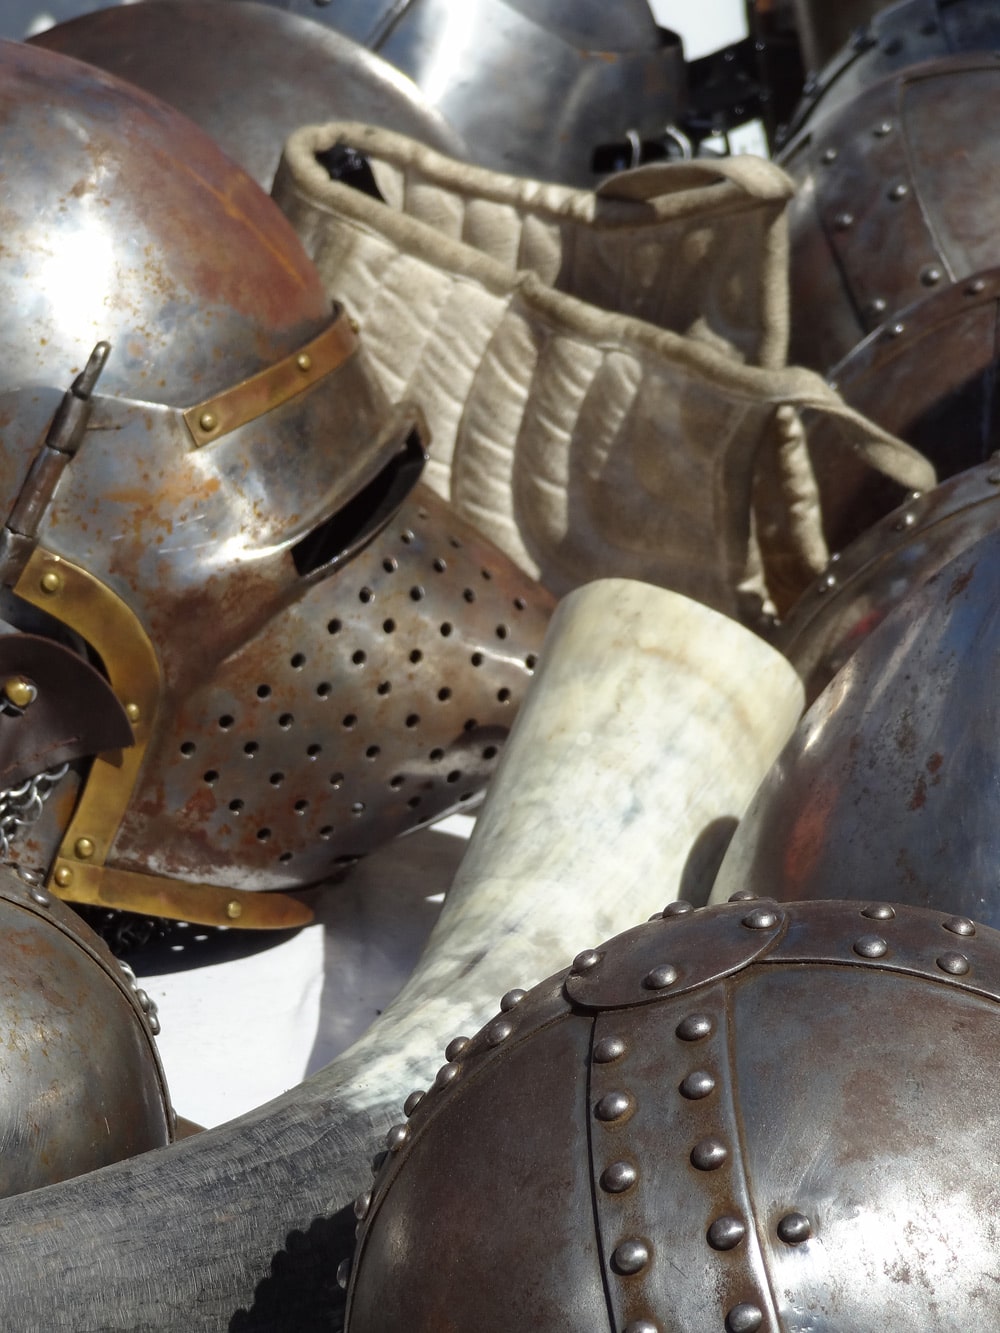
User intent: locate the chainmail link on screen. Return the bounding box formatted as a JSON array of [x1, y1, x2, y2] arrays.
[[0, 762, 69, 862]]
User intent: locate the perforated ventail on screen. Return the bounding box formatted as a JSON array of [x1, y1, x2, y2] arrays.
[[110, 483, 554, 890]]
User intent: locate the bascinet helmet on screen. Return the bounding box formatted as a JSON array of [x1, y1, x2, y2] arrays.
[[0, 860, 171, 1195], [712, 522, 1000, 926], [0, 40, 553, 931], [344, 896, 1000, 1330], [247, 0, 686, 186]]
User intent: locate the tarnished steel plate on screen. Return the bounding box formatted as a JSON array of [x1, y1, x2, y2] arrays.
[[31, 1, 466, 189], [713, 525, 1000, 926]]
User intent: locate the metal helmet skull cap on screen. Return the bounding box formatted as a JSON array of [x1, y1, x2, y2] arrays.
[[0, 40, 553, 928], [346, 897, 1000, 1330]]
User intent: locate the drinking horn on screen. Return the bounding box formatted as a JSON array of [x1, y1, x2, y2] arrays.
[[0, 579, 802, 1329]]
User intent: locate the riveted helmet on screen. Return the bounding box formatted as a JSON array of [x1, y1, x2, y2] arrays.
[[246, 0, 686, 185], [345, 897, 1000, 1331], [0, 860, 171, 1195], [0, 40, 553, 931]]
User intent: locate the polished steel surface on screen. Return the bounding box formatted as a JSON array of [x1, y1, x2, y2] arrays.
[[252, 0, 686, 184], [714, 523, 1000, 923], [0, 863, 171, 1196], [779, 458, 1000, 703], [0, 41, 553, 923], [32, 1, 466, 190], [348, 898, 1000, 1330]]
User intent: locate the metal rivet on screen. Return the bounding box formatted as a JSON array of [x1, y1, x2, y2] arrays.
[[53, 865, 73, 888], [385, 1123, 410, 1151], [893, 512, 916, 531], [572, 948, 602, 973], [680, 1070, 716, 1100], [742, 908, 779, 930], [28, 887, 51, 907], [296, 353, 312, 372], [623, 1323, 659, 1333], [3, 677, 36, 708], [611, 1239, 650, 1275], [125, 702, 141, 723], [403, 1090, 425, 1117], [74, 837, 95, 860], [662, 900, 694, 917], [968, 278, 987, 296], [937, 952, 970, 976], [728, 890, 756, 903], [349, 317, 360, 334], [920, 265, 942, 286], [336, 1257, 351, 1290], [353, 1191, 371, 1220], [601, 1160, 638, 1193], [854, 934, 888, 959], [445, 1036, 469, 1061], [887, 322, 905, 338], [642, 964, 678, 991], [861, 904, 895, 920], [39, 571, 62, 595], [816, 572, 837, 594], [708, 1216, 746, 1250], [485, 1018, 514, 1046], [866, 297, 888, 318], [500, 988, 526, 1011], [434, 1061, 460, 1090], [593, 1035, 627, 1064], [676, 1014, 713, 1042], [198, 410, 218, 433], [726, 1304, 764, 1332], [820, 147, 837, 163], [888, 182, 909, 201], [225, 900, 243, 920], [777, 1212, 812, 1244], [691, 1137, 728, 1171], [874, 120, 893, 136], [834, 211, 854, 230], [595, 1092, 634, 1123], [943, 917, 976, 937]]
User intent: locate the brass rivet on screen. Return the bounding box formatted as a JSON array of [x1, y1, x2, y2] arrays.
[[296, 353, 312, 372], [349, 317, 360, 334], [225, 899, 243, 920], [54, 865, 73, 887], [125, 702, 141, 724], [74, 837, 95, 860], [39, 570, 62, 594], [3, 677, 36, 708], [198, 411, 218, 433]]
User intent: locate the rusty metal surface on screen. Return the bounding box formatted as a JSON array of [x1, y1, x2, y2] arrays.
[[348, 897, 1000, 1330], [0, 863, 171, 1196], [715, 524, 1000, 922], [31, 1, 466, 189], [781, 53, 1000, 375], [779, 457, 1000, 702]]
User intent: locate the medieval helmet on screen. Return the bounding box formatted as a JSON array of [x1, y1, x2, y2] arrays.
[[31, 0, 467, 190], [0, 859, 171, 1196], [0, 40, 552, 931], [245, 0, 686, 186], [343, 895, 1000, 1330], [711, 520, 1000, 922]]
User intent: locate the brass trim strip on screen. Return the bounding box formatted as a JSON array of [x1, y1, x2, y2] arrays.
[[183, 307, 359, 447], [50, 862, 314, 930]]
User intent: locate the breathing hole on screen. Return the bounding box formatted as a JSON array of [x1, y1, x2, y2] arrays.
[[307, 744, 322, 757], [440, 622, 453, 637], [329, 772, 344, 788], [525, 654, 537, 670], [365, 745, 380, 760], [470, 652, 483, 667], [464, 719, 478, 732], [229, 799, 244, 813], [180, 742, 196, 757], [383, 557, 397, 573], [514, 597, 526, 610], [352, 650, 367, 665], [407, 796, 421, 809], [382, 619, 396, 634], [257, 828, 272, 842], [328, 619, 342, 635], [400, 529, 414, 544], [438, 687, 452, 701], [320, 826, 334, 839], [279, 713, 294, 729], [203, 770, 219, 785], [405, 713, 420, 728], [342, 714, 357, 729], [449, 536, 462, 549], [433, 558, 446, 573], [447, 770, 461, 784], [218, 714, 234, 730], [294, 800, 309, 813], [279, 852, 293, 863], [410, 649, 423, 664], [316, 682, 332, 698], [256, 684, 271, 699], [244, 741, 259, 756], [481, 568, 492, 580], [496, 625, 508, 640], [429, 748, 444, 762], [270, 772, 285, 786], [460, 792, 474, 802], [389, 775, 405, 789], [359, 587, 373, 604], [410, 586, 424, 602], [463, 589, 475, 603], [497, 688, 511, 703], [290, 653, 306, 669], [377, 681, 392, 695], [483, 745, 498, 760]]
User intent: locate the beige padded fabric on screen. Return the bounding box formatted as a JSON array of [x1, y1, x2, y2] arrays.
[[274, 122, 935, 622]]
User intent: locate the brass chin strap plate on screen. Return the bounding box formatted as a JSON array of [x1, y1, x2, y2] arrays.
[[14, 548, 313, 930], [183, 306, 360, 447]]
